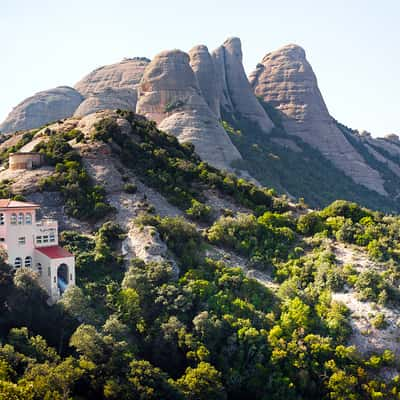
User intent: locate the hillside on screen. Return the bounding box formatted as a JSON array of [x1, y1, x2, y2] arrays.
[[1, 111, 400, 398], [2, 37, 400, 214]]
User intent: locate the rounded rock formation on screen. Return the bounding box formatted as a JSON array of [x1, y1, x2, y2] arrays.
[[189, 45, 220, 118], [136, 49, 242, 170], [0, 86, 83, 134], [249, 44, 386, 195], [212, 37, 274, 133], [74, 87, 137, 117], [75, 57, 150, 97]]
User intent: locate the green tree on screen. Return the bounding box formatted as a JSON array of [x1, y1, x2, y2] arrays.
[[175, 362, 226, 400]]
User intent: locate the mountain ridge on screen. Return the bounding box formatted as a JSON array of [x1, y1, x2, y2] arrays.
[[1, 37, 399, 213]]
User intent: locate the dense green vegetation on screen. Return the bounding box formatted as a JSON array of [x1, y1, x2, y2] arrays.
[[35, 129, 113, 221], [2, 205, 400, 398], [225, 103, 400, 213], [298, 200, 400, 306], [2, 114, 400, 398], [92, 111, 287, 220]]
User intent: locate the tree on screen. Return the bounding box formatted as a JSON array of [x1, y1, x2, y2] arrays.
[[175, 362, 226, 400], [70, 324, 108, 364], [127, 360, 182, 400]]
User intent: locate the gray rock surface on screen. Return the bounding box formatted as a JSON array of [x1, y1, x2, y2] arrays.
[[136, 49, 242, 170], [249, 44, 386, 195], [189, 45, 220, 118], [0, 86, 83, 134], [74, 88, 137, 117], [75, 57, 150, 97], [212, 37, 273, 133]]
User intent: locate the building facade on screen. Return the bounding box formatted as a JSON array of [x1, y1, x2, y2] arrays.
[[0, 199, 75, 302]]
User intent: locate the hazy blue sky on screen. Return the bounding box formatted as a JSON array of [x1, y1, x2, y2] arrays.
[[1, 0, 399, 136]]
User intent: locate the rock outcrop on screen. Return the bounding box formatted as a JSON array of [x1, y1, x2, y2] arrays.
[[136, 49, 242, 170], [74, 88, 137, 117], [249, 44, 386, 195], [75, 57, 150, 97], [0, 86, 83, 134], [73, 57, 150, 116], [212, 37, 273, 133], [188, 45, 220, 118]]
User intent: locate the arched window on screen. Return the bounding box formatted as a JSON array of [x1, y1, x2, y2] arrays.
[[25, 213, 32, 224], [11, 214, 17, 224], [18, 213, 24, 225], [0, 213, 4, 225], [36, 263, 42, 276], [14, 257, 22, 268], [24, 256, 32, 268]]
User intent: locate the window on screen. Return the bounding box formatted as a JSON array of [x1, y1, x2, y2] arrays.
[[43, 235, 49, 243], [0, 213, 4, 225], [18, 237, 26, 245], [14, 257, 22, 268], [25, 213, 32, 224], [11, 214, 17, 225], [49, 232, 55, 243], [36, 236, 42, 244], [0, 238, 4, 242], [36, 263, 42, 276], [48, 267, 51, 277], [53, 276, 56, 283], [24, 256, 32, 267], [18, 213, 24, 225]]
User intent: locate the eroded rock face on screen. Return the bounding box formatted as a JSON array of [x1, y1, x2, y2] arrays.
[[75, 57, 150, 97], [136, 49, 242, 170], [212, 37, 273, 133], [189, 45, 220, 118], [0, 86, 83, 134], [74, 88, 137, 117], [249, 44, 386, 195]]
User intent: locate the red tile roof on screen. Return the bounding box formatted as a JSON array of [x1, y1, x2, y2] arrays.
[[0, 199, 39, 209], [35, 246, 73, 259]]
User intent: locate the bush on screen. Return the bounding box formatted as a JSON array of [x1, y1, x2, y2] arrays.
[[185, 199, 212, 222], [123, 183, 137, 194], [37, 131, 113, 221]]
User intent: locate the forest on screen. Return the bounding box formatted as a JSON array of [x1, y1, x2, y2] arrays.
[[1, 113, 400, 399]]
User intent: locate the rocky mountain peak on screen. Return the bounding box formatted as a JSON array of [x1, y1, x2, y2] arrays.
[[188, 44, 220, 117], [221, 37, 243, 60], [212, 37, 274, 133], [272, 43, 306, 59], [0, 86, 83, 134], [136, 48, 242, 170], [75, 57, 150, 97], [249, 44, 386, 195]]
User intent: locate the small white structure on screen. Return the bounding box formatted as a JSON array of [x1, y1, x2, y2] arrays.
[[0, 199, 75, 302]]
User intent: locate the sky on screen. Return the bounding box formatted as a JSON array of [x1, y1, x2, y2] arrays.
[[1, 0, 399, 136]]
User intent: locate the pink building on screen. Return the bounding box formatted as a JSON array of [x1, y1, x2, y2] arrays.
[[0, 199, 75, 302]]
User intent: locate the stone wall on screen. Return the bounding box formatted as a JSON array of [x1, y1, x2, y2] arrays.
[[9, 153, 44, 170]]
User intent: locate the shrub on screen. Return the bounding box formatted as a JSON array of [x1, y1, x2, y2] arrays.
[[371, 312, 387, 329], [185, 199, 212, 222], [123, 183, 137, 194]]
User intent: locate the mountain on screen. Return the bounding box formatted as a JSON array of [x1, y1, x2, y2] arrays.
[[1, 111, 400, 398], [74, 57, 150, 116], [0, 86, 83, 133], [136, 49, 242, 170], [1, 37, 399, 214], [212, 37, 274, 133], [248, 44, 385, 194]]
